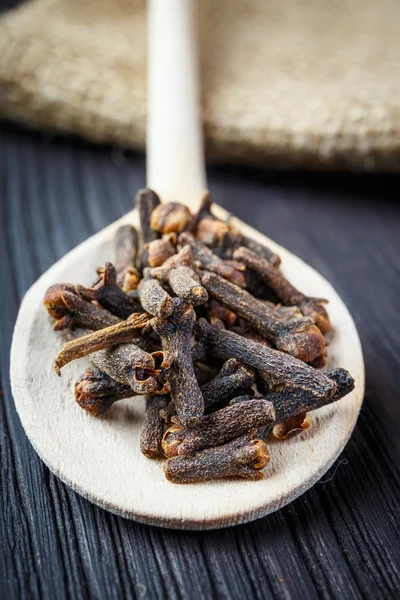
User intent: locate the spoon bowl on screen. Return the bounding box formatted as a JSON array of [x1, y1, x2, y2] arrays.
[[11, 203, 364, 529]]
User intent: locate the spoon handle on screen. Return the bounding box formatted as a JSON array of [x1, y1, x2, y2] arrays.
[[147, 0, 206, 209]]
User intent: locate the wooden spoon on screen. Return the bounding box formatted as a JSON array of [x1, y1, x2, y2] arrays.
[[10, 0, 364, 529]]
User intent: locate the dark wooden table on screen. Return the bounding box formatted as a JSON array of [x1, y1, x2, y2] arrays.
[[1, 122, 399, 599]]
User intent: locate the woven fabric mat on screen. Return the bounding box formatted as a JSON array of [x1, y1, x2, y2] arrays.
[[1, 0, 399, 171]]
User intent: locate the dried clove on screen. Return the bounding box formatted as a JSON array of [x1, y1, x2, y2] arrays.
[[65, 326, 169, 396], [77, 262, 142, 319], [195, 319, 336, 400], [44, 285, 120, 331], [150, 241, 193, 273], [151, 202, 194, 234], [201, 271, 326, 363], [234, 247, 331, 333], [230, 366, 354, 440], [194, 194, 281, 266], [269, 367, 355, 424], [272, 414, 311, 440], [201, 359, 255, 408], [146, 237, 176, 268], [150, 245, 208, 306], [138, 274, 174, 318], [53, 312, 152, 374], [168, 266, 209, 306], [44, 283, 78, 319], [151, 300, 204, 426], [140, 395, 169, 458], [232, 233, 281, 267], [160, 359, 255, 422], [194, 193, 232, 250], [114, 224, 141, 291], [178, 232, 245, 287], [196, 217, 231, 251], [75, 367, 136, 416], [90, 342, 167, 395], [164, 435, 270, 483], [162, 398, 275, 457], [137, 188, 161, 269]]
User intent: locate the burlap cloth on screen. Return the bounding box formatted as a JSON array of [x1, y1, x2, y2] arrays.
[[1, 0, 399, 170]]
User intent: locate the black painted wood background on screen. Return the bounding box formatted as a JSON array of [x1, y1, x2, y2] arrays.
[[1, 122, 400, 599]]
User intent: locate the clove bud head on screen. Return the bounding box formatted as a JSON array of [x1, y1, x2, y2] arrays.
[[162, 425, 186, 458], [44, 283, 76, 318], [272, 414, 312, 440], [196, 218, 230, 247], [300, 298, 331, 334], [146, 238, 176, 268], [74, 368, 133, 416], [151, 202, 193, 234], [237, 439, 271, 470], [275, 318, 327, 363]]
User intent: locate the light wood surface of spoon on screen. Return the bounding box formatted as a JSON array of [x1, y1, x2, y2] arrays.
[[10, 0, 364, 529]]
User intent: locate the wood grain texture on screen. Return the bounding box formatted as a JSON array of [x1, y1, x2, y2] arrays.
[[1, 123, 400, 597]]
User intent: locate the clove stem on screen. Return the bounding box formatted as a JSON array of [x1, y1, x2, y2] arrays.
[[54, 312, 152, 374]]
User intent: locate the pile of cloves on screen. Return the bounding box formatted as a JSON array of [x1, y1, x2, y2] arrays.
[[44, 190, 355, 484]]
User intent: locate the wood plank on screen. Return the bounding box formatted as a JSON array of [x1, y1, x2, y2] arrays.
[[1, 123, 399, 598]]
